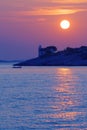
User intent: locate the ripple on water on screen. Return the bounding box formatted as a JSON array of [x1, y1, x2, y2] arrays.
[[0, 66, 87, 129]]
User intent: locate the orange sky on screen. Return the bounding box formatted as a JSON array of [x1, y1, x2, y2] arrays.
[[0, 0, 87, 60]]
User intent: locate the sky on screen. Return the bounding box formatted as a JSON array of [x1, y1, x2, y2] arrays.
[[0, 0, 87, 60]]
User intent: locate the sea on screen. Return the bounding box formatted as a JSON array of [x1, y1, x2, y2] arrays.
[[0, 63, 87, 130]]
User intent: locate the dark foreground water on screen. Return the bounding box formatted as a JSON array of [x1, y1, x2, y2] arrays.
[[0, 65, 87, 130]]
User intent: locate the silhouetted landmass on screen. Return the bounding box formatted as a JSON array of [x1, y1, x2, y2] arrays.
[[14, 46, 87, 66], [0, 60, 22, 63]]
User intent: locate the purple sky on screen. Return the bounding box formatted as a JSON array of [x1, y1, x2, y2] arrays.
[[0, 0, 87, 60]]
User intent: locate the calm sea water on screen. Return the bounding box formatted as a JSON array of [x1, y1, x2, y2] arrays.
[[0, 64, 87, 130]]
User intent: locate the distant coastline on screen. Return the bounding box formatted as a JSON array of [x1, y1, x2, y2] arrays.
[[0, 60, 21, 63], [14, 46, 87, 66]]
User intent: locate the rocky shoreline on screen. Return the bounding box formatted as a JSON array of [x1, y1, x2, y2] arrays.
[[14, 46, 87, 66]]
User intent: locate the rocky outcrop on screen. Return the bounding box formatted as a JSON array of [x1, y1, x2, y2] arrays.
[[14, 46, 87, 66]]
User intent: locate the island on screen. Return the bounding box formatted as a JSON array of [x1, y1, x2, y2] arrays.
[[14, 45, 87, 66]]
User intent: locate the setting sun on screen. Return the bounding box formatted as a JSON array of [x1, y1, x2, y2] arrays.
[[60, 20, 70, 30]]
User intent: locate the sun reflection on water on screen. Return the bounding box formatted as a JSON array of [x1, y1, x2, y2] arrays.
[[48, 67, 85, 127], [56, 68, 77, 94]]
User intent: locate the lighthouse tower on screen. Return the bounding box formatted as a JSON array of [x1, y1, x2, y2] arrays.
[[38, 45, 42, 57]]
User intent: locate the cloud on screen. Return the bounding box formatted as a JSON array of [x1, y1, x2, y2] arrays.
[[20, 9, 80, 16], [51, 0, 87, 3], [0, 0, 87, 17], [18, 0, 87, 16]]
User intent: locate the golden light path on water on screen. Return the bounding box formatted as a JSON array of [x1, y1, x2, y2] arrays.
[[37, 67, 86, 129], [53, 68, 82, 119]]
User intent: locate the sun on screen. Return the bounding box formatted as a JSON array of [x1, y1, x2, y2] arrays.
[[60, 20, 70, 30]]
